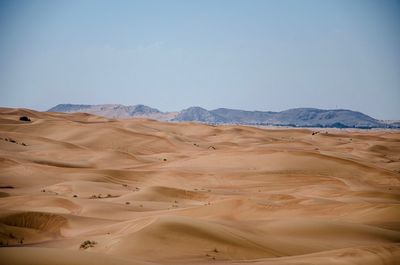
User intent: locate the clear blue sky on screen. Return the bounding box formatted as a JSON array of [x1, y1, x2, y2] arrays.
[[0, 0, 399, 119]]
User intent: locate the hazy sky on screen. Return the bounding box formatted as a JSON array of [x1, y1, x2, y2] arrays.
[[0, 0, 399, 119]]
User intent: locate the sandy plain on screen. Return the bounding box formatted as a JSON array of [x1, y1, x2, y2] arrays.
[[0, 107, 399, 265]]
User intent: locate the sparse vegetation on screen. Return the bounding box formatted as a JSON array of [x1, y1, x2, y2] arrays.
[[1, 137, 27, 146], [73, 194, 78, 198], [204, 248, 219, 260], [90, 193, 116, 199], [125, 201, 130, 205], [79, 240, 97, 249]]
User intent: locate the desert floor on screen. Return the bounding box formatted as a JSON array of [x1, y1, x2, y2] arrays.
[[0, 108, 399, 265]]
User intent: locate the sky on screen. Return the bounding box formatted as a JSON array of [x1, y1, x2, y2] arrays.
[[0, 0, 399, 119]]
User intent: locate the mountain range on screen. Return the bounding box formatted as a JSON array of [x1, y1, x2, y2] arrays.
[[48, 104, 398, 128]]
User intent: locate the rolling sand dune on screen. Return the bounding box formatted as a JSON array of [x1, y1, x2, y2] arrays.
[[0, 107, 399, 264]]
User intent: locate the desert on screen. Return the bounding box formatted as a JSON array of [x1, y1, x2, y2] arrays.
[[0, 107, 399, 264]]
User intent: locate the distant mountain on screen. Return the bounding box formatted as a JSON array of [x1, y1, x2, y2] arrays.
[[270, 108, 383, 128], [48, 104, 397, 128], [175, 107, 386, 128], [48, 104, 177, 121], [49, 104, 92, 112], [210, 108, 276, 124], [173, 107, 227, 123]]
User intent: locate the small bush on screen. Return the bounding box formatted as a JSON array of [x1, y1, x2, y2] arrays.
[[79, 240, 97, 249], [19, 116, 31, 122]]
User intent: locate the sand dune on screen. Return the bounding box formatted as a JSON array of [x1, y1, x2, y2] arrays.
[[0, 107, 399, 264]]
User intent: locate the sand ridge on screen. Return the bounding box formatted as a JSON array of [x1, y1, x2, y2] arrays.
[[0, 107, 399, 264]]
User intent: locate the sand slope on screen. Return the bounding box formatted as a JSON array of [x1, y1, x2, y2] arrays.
[[0, 107, 399, 264]]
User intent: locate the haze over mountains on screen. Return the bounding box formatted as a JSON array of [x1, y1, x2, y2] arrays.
[[48, 104, 398, 128]]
